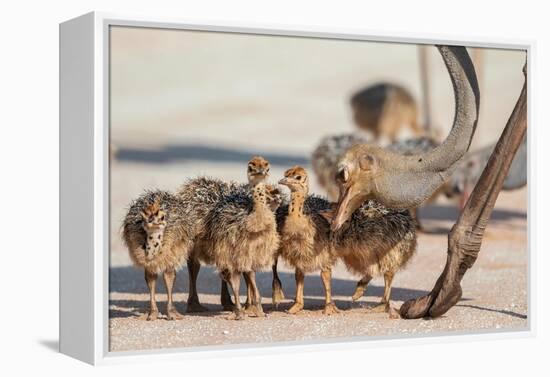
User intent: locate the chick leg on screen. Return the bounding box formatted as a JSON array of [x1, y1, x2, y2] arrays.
[[144, 270, 159, 321], [352, 274, 372, 301], [186, 259, 208, 313], [272, 258, 285, 308], [222, 270, 244, 320], [244, 271, 265, 317], [321, 269, 340, 315], [287, 268, 305, 314], [164, 268, 184, 320]]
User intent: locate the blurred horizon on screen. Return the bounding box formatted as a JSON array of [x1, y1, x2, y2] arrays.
[[110, 26, 525, 153]]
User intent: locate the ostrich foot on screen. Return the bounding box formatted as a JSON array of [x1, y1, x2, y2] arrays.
[[245, 304, 266, 318], [287, 302, 304, 314], [388, 306, 401, 319], [366, 302, 390, 313], [166, 308, 184, 320], [400, 270, 463, 319], [227, 309, 245, 321], [243, 302, 254, 313], [144, 310, 159, 321], [351, 286, 366, 301], [400, 294, 434, 319], [322, 302, 340, 315]]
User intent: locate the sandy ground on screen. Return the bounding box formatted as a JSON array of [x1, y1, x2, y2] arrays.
[[109, 182, 527, 352], [108, 27, 528, 352]]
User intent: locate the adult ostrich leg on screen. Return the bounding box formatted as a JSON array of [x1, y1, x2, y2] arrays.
[[400, 63, 527, 318]]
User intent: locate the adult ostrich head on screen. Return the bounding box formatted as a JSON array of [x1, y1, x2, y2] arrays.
[[331, 45, 480, 231]]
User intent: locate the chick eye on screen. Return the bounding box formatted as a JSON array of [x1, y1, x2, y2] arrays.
[[295, 175, 302, 180], [160, 215, 165, 221], [248, 166, 254, 172]]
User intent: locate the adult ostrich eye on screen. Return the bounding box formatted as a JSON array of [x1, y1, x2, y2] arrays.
[[359, 154, 375, 171]]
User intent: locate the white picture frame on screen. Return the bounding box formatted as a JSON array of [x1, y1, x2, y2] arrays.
[[59, 11, 534, 365]]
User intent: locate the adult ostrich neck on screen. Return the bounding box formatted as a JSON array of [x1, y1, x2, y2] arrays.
[[378, 45, 480, 207], [418, 46, 480, 170]]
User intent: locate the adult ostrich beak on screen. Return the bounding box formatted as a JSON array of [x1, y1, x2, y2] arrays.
[[330, 165, 369, 232], [333, 45, 480, 221], [331, 187, 361, 231]]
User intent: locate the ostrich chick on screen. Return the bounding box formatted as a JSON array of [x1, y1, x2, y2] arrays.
[[321, 200, 417, 316], [206, 156, 280, 320], [243, 184, 287, 309], [177, 176, 241, 312], [122, 191, 193, 320], [178, 174, 283, 313], [277, 167, 339, 315]]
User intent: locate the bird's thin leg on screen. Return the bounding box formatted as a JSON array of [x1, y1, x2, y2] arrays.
[[287, 268, 305, 314]]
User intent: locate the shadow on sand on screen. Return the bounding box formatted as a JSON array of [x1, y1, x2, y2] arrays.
[[109, 265, 431, 318], [456, 304, 527, 319], [419, 204, 526, 223], [109, 266, 529, 320], [417, 204, 526, 234], [115, 144, 309, 167]]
